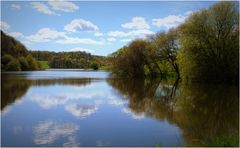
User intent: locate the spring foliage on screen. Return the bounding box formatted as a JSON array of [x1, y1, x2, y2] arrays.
[[111, 1, 239, 84]]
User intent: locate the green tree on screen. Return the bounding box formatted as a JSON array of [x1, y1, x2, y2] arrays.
[[150, 29, 180, 78], [178, 1, 239, 84], [111, 40, 162, 77], [90, 63, 99, 70], [18, 57, 29, 71], [26, 55, 39, 70], [112, 40, 148, 77]]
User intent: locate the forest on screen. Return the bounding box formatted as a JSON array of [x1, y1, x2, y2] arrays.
[[1, 1, 239, 84], [30, 50, 107, 70]]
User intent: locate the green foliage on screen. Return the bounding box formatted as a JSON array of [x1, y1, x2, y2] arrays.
[[5, 59, 21, 71], [150, 29, 180, 77], [90, 63, 99, 70], [18, 57, 29, 71], [1, 54, 14, 66], [31, 50, 107, 69], [39, 61, 49, 69], [26, 55, 39, 70], [178, 1, 239, 84], [111, 40, 157, 77], [111, 30, 180, 78]]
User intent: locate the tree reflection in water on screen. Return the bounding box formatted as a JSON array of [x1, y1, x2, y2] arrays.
[[1, 73, 94, 110], [107, 78, 239, 146]]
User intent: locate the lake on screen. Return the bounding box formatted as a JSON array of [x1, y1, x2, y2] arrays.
[[1, 70, 239, 147]]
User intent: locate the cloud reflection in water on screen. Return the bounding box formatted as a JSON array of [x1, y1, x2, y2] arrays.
[[65, 104, 99, 118], [121, 108, 145, 120], [33, 120, 80, 146]]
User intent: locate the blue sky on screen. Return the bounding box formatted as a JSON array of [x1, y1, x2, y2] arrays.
[[1, 1, 218, 56]]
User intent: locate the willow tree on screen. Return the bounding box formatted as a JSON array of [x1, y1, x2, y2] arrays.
[[178, 1, 239, 84], [111, 39, 161, 77], [151, 29, 180, 78]]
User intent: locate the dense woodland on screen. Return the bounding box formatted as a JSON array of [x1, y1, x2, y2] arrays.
[[30, 50, 107, 70], [110, 1, 239, 84]]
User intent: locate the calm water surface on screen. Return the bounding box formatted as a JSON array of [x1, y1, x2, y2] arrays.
[[1, 70, 239, 147]]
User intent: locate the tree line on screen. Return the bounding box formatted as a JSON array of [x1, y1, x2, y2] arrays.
[[1, 30, 108, 71], [110, 1, 239, 84], [30, 50, 108, 70]]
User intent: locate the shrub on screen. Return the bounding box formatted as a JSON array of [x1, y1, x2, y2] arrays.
[[5, 59, 21, 71], [91, 63, 99, 70], [18, 57, 29, 71]]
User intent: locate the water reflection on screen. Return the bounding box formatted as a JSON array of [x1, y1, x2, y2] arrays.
[[1, 72, 239, 146], [1, 74, 99, 110], [107, 78, 239, 146], [65, 104, 99, 118], [1, 74, 31, 110], [33, 120, 80, 146], [175, 83, 239, 146]]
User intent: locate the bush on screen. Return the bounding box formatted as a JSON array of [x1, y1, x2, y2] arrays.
[[90, 63, 99, 70], [1, 54, 14, 66], [5, 59, 21, 71], [26, 55, 39, 70], [18, 57, 29, 71]]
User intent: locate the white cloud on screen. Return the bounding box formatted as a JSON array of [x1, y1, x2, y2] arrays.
[[31, 2, 57, 15], [152, 11, 193, 29], [107, 38, 116, 42], [26, 28, 65, 42], [129, 29, 154, 37], [56, 37, 104, 45], [8, 32, 23, 38], [1, 21, 10, 32], [65, 104, 99, 118], [94, 32, 103, 37], [11, 4, 21, 10], [48, 0, 79, 13], [120, 38, 132, 43], [108, 29, 154, 38], [69, 47, 95, 54], [33, 120, 79, 145], [64, 19, 98, 32], [108, 31, 128, 37], [122, 17, 150, 30]]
